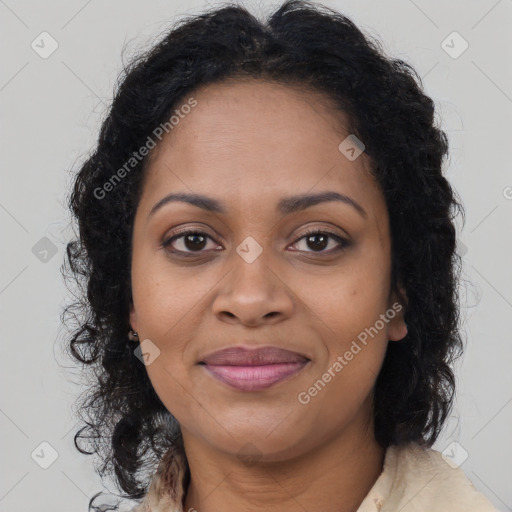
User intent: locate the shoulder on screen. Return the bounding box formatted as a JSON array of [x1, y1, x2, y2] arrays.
[[379, 442, 498, 512]]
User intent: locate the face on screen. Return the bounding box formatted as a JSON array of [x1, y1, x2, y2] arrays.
[[129, 79, 407, 462]]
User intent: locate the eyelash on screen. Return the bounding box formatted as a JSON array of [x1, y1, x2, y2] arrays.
[[161, 227, 350, 257]]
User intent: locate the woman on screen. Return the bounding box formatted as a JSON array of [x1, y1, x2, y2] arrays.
[[63, 1, 498, 510]]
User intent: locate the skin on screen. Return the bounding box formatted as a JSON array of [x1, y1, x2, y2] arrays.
[[129, 79, 408, 512]]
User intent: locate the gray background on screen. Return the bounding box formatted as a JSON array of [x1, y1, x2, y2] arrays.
[[1, 0, 511, 510]]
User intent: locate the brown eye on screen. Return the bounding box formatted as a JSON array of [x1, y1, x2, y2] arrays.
[[291, 229, 350, 254], [162, 230, 219, 254]]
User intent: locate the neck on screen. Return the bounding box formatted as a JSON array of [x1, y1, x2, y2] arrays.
[[181, 413, 386, 512]]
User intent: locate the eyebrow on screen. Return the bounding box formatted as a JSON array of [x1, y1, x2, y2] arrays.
[[148, 191, 367, 219]]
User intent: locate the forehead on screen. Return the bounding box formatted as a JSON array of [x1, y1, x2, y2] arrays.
[[139, 79, 384, 221]]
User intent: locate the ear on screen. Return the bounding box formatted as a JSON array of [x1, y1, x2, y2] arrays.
[[129, 301, 138, 333], [387, 285, 408, 342]]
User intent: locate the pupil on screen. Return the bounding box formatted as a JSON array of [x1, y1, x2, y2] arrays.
[[308, 234, 327, 251], [182, 233, 329, 252], [185, 233, 206, 250]]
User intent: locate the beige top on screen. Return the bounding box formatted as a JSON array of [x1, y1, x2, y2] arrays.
[[129, 441, 498, 511]]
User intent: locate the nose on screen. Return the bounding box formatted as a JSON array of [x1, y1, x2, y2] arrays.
[[212, 248, 294, 327]]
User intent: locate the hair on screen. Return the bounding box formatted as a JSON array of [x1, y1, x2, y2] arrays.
[[62, 0, 465, 508]]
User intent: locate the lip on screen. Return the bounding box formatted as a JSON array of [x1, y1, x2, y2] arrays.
[[199, 346, 311, 391]]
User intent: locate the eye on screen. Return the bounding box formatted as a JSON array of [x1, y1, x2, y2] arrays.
[[162, 230, 221, 255], [290, 228, 350, 254], [162, 227, 350, 257]]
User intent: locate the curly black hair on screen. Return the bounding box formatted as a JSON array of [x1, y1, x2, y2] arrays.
[[62, 0, 465, 507]]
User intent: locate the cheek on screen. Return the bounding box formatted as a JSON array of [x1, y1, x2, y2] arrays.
[[130, 257, 214, 397], [290, 249, 391, 396], [131, 251, 210, 337], [296, 258, 390, 342], [145, 361, 196, 428]]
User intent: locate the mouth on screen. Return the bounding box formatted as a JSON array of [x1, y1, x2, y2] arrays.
[[198, 346, 311, 392]]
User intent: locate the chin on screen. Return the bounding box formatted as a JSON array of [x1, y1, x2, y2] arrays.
[[189, 415, 311, 461]]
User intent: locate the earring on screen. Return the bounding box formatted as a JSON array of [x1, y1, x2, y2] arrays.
[[128, 330, 139, 341]]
